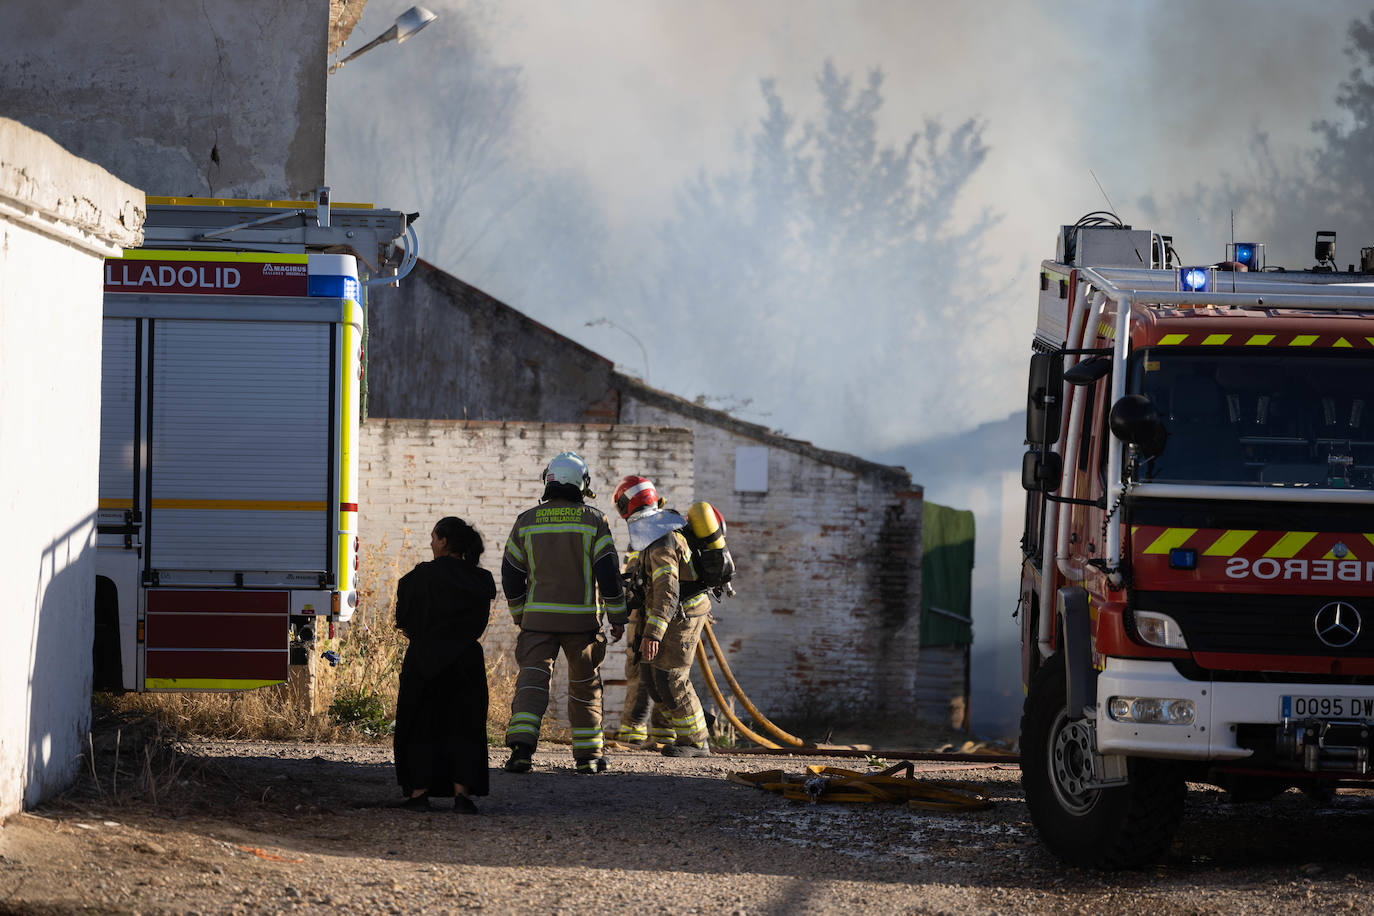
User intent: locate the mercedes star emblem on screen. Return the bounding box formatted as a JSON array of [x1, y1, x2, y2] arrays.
[[1314, 601, 1362, 649]]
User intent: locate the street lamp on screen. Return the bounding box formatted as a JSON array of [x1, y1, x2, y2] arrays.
[[330, 6, 438, 73]]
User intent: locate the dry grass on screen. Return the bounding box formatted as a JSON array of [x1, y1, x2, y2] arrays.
[[106, 535, 535, 746]]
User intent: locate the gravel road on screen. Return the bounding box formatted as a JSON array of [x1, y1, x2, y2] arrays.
[[3, 738, 1373, 915]]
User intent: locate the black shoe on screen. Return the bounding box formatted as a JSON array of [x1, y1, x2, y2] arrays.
[[662, 743, 711, 758], [396, 793, 431, 810], [453, 795, 479, 814], [504, 745, 533, 774], [575, 757, 608, 774]]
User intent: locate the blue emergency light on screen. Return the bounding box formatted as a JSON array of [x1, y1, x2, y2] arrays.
[[1233, 242, 1258, 266], [1178, 267, 1211, 293]]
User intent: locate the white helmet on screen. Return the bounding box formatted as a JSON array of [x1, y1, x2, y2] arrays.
[[542, 451, 594, 498]]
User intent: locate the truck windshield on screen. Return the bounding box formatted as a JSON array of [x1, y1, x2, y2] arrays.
[[1129, 348, 1374, 489]]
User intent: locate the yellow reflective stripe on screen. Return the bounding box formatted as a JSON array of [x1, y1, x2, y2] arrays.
[[1202, 529, 1257, 556], [1158, 334, 1188, 345], [1362, 533, 1374, 551], [1263, 532, 1316, 558], [117, 248, 308, 263], [1201, 333, 1232, 345], [99, 498, 134, 509], [1289, 335, 1318, 347], [144, 678, 283, 690], [151, 499, 326, 511], [1323, 543, 1360, 560], [1246, 334, 1276, 346], [1143, 528, 1196, 554], [1334, 337, 1354, 348]]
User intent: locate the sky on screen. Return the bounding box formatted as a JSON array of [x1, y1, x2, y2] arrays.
[[328, 1, 1374, 737]]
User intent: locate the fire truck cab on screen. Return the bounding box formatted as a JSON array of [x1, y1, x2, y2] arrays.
[[1020, 214, 1374, 867]]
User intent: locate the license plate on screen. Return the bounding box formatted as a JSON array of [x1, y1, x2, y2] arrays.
[[1281, 695, 1374, 720]]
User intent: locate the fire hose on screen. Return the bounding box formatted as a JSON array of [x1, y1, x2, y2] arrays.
[[698, 621, 805, 746]]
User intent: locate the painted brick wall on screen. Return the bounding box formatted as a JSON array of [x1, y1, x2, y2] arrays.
[[621, 393, 925, 723], [357, 419, 693, 728]]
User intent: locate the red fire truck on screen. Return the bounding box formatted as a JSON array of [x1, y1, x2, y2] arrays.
[[1020, 214, 1374, 867]]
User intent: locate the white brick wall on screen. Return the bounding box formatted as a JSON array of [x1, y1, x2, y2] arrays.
[[358, 419, 693, 729], [359, 410, 945, 737], [620, 397, 927, 725]]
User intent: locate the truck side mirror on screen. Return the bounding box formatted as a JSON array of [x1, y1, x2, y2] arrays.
[[1022, 448, 1063, 492], [1026, 353, 1063, 445], [1109, 394, 1167, 459]]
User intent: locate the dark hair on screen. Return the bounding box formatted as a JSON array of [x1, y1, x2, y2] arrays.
[[434, 516, 484, 565], [542, 481, 585, 503]]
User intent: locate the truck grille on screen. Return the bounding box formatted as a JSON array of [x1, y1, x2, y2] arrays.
[[1134, 590, 1374, 659]]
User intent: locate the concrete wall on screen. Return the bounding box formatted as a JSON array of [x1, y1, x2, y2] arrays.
[[0, 0, 328, 199], [620, 386, 926, 721], [365, 262, 622, 423], [0, 119, 145, 816], [357, 419, 693, 727]]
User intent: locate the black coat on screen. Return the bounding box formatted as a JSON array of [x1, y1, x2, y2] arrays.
[[393, 556, 495, 797]]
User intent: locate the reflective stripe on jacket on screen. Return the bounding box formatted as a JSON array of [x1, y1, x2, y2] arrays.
[[502, 498, 626, 632], [640, 530, 708, 642]]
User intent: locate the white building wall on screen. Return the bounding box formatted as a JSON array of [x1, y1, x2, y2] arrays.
[[357, 419, 694, 728], [0, 119, 144, 815], [622, 396, 926, 723]]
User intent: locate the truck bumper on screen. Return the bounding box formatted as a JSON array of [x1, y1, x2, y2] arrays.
[[1096, 657, 1374, 763]]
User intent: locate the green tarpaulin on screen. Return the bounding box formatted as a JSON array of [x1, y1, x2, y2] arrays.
[[921, 502, 975, 646]]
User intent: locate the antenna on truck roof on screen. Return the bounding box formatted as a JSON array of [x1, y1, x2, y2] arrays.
[[1089, 169, 1121, 223]]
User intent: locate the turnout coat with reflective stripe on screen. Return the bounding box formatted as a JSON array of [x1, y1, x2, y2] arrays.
[[503, 499, 625, 632], [640, 530, 708, 642]]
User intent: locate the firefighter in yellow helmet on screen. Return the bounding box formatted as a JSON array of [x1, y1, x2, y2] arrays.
[[612, 475, 711, 757]]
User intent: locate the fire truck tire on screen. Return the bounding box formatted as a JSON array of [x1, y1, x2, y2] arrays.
[[1021, 652, 1186, 869]]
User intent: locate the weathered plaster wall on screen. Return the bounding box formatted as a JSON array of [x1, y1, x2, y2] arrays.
[[0, 119, 145, 816], [365, 262, 621, 423], [356, 419, 693, 729], [620, 385, 926, 721], [0, 0, 328, 199]]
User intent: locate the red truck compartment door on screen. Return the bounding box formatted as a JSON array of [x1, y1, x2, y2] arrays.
[[143, 589, 289, 689]]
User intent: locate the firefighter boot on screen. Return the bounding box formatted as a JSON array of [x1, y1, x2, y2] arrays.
[[504, 744, 534, 774], [662, 742, 711, 758], [574, 756, 609, 774]]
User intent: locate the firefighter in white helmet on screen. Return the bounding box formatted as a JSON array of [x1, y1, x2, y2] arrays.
[[612, 475, 712, 757], [501, 452, 626, 774]]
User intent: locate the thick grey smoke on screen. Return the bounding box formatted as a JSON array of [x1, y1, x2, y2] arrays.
[[331, 0, 1374, 456]]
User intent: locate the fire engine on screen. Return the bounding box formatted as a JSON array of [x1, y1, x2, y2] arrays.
[[1020, 213, 1374, 867], [93, 192, 414, 692]]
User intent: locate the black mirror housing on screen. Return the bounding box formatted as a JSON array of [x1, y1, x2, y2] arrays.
[[1109, 394, 1167, 458], [1022, 448, 1064, 492], [1026, 353, 1063, 445]]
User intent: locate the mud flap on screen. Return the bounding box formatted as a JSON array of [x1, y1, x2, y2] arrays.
[[1058, 586, 1095, 717]]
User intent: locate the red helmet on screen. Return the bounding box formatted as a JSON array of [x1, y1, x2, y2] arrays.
[[613, 475, 659, 519]]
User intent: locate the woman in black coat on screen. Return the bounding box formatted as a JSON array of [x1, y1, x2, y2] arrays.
[[393, 516, 495, 813]]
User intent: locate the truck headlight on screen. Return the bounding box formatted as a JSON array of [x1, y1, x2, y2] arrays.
[[1134, 610, 1189, 649], [1107, 696, 1196, 725]]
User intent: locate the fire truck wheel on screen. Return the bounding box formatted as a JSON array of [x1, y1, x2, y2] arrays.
[[1020, 653, 1186, 869]]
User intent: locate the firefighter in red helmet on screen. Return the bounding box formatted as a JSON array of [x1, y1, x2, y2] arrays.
[[612, 475, 713, 757]]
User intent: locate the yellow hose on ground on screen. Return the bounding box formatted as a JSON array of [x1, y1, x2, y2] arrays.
[[703, 622, 806, 746], [727, 762, 993, 812], [694, 641, 780, 749]]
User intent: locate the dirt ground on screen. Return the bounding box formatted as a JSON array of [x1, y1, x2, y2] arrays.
[[4, 731, 1374, 915]]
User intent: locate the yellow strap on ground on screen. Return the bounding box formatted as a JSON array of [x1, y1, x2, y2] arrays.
[[694, 642, 780, 749], [728, 761, 993, 812], [703, 622, 806, 746]]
